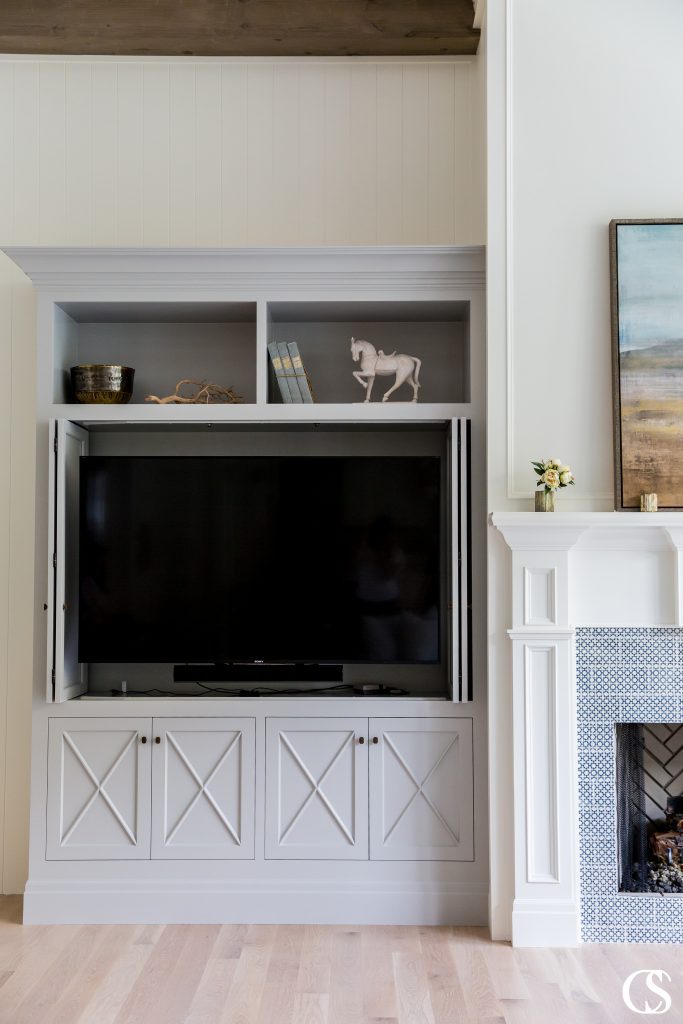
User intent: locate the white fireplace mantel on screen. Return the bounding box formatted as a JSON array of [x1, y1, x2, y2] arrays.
[[491, 511, 683, 947]]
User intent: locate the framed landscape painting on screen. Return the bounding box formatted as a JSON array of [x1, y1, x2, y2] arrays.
[[611, 219, 683, 509]]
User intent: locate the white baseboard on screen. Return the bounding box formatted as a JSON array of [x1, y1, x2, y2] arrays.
[[24, 879, 490, 927], [512, 899, 581, 947]]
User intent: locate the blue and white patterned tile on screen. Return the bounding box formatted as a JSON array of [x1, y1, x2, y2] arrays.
[[579, 865, 618, 891], [592, 665, 649, 694], [576, 628, 622, 664], [574, 629, 683, 941], [591, 778, 617, 807], [648, 665, 683, 690], [620, 694, 683, 723], [621, 632, 679, 667]]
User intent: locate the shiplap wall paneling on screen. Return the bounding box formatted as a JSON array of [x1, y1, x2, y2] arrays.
[[0, 64, 12, 238], [2, 274, 36, 895], [143, 63, 171, 246], [66, 63, 93, 245], [247, 64, 274, 245], [39, 62, 66, 245], [221, 64, 249, 245], [12, 63, 39, 242], [170, 63, 197, 246], [0, 282, 11, 894], [115, 64, 143, 244], [429, 62, 457, 244], [1, 58, 482, 248], [273, 64, 300, 245], [298, 64, 325, 244], [376, 64, 403, 244], [91, 63, 117, 243], [402, 64, 429, 244], [350, 64, 377, 244]]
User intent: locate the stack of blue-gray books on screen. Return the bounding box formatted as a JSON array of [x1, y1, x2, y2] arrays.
[[268, 342, 314, 403]]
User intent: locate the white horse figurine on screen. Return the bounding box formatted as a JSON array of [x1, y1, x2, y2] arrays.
[[350, 337, 422, 403]]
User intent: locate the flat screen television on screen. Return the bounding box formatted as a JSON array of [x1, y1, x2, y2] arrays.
[[78, 456, 442, 665]]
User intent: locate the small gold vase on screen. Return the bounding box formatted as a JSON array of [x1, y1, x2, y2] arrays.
[[535, 489, 555, 512]]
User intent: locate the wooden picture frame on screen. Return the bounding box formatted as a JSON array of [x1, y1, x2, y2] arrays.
[[610, 218, 683, 510]]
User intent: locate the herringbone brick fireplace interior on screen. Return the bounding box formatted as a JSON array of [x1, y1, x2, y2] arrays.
[[618, 723, 683, 894]]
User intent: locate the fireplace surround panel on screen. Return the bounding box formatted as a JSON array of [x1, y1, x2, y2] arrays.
[[493, 514, 683, 947], [577, 627, 683, 942]]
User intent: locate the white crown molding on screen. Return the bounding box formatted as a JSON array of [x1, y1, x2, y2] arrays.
[[2, 246, 486, 291]]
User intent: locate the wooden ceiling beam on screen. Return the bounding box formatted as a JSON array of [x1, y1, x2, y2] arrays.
[[0, 0, 479, 57]]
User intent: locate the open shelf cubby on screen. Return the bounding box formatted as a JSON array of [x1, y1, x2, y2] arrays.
[[53, 301, 257, 406], [267, 300, 470, 406]]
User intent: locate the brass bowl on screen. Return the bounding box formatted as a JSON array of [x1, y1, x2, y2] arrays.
[[71, 365, 135, 404]]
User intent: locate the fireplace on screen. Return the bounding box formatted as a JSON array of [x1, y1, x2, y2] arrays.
[[576, 627, 683, 942], [493, 512, 683, 946]]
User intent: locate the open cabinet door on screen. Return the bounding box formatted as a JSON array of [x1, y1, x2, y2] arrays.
[[448, 417, 472, 702], [48, 420, 89, 702]]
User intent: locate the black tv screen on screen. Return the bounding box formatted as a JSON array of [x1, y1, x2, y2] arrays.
[[79, 456, 442, 665]]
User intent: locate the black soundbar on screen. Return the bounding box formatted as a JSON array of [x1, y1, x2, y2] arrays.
[[173, 663, 344, 683]]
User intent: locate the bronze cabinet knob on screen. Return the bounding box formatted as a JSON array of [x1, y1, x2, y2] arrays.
[[155, 736, 161, 744], [140, 736, 147, 744], [358, 735, 365, 744], [372, 736, 379, 744]]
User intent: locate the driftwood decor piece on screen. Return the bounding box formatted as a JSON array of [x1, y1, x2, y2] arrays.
[[145, 379, 244, 405]]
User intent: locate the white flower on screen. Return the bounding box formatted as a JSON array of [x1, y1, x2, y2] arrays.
[[543, 468, 560, 489], [560, 471, 573, 485]]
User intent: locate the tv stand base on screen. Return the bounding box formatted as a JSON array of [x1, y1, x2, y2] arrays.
[[23, 879, 488, 926]]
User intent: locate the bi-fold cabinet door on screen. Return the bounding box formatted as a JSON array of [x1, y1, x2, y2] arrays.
[[48, 419, 90, 703], [47, 717, 255, 861]]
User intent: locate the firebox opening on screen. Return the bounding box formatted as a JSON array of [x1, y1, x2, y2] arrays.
[[617, 723, 683, 894]]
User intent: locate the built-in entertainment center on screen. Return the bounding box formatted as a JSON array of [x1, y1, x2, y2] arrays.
[[7, 246, 487, 925]]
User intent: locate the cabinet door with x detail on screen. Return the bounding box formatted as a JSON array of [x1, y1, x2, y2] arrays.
[[151, 718, 255, 860], [265, 718, 368, 860], [47, 718, 152, 860], [369, 718, 474, 861]]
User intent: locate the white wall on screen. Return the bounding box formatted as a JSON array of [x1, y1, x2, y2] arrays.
[[0, 55, 484, 894], [486, 0, 683, 938]]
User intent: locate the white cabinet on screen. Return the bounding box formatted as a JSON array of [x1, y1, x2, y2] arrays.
[[369, 718, 474, 861], [151, 718, 255, 860], [47, 718, 152, 860], [265, 718, 368, 860], [47, 717, 255, 861], [265, 716, 474, 862]]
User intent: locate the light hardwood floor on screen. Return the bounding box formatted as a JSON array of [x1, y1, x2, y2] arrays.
[[0, 896, 681, 1024]]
